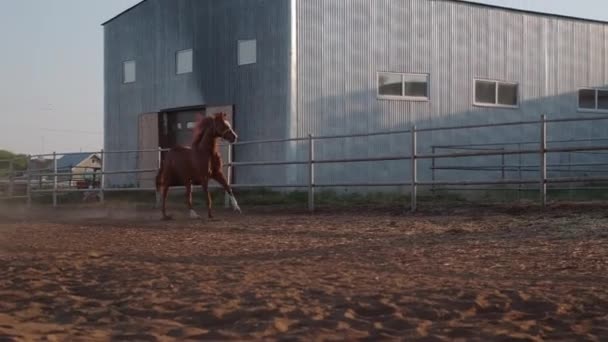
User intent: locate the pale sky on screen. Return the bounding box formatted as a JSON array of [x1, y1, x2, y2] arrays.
[[0, 0, 607, 155]]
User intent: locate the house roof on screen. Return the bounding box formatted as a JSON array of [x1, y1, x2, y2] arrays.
[[57, 153, 99, 171], [30, 158, 53, 172], [101, 0, 608, 27]]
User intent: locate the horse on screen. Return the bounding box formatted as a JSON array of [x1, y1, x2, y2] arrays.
[[155, 112, 241, 220]]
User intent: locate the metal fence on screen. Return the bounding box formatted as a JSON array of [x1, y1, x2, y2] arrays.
[[431, 136, 608, 197], [2, 114, 608, 212]]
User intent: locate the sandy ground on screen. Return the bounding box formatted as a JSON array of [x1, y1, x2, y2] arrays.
[[0, 204, 607, 341]]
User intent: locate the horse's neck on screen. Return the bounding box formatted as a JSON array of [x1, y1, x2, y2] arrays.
[[202, 131, 219, 148], [191, 118, 213, 148], [193, 127, 218, 153]]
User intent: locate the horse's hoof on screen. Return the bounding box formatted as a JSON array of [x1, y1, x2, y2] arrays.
[[189, 210, 201, 220]]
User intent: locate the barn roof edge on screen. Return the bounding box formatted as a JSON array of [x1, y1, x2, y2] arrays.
[[101, 0, 608, 27], [101, 0, 149, 26]]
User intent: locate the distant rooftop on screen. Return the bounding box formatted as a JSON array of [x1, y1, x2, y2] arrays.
[[57, 153, 99, 171]]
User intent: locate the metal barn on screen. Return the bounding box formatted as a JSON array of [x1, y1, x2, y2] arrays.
[[103, 0, 608, 192]]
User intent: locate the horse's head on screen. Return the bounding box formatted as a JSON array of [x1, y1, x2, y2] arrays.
[[211, 112, 238, 143]]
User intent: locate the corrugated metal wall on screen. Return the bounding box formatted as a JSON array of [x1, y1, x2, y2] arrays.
[[295, 0, 608, 189], [105, 0, 608, 192], [104, 0, 292, 187]]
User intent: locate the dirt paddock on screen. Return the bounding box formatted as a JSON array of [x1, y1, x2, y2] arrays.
[[0, 204, 607, 341]]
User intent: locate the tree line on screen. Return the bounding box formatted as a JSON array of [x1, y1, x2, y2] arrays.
[[0, 150, 28, 175]]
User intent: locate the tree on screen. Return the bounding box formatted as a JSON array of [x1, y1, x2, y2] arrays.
[[0, 150, 28, 172]]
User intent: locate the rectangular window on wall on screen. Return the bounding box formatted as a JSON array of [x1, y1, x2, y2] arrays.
[[176, 49, 193, 74], [498, 83, 518, 106], [377, 72, 429, 100], [238, 39, 257, 66], [474, 79, 518, 107], [599, 90, 608, 110], [123, 60, 136, 84], [578, 88, 608, 111]]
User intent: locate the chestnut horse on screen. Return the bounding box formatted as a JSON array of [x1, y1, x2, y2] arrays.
[[155, 112, 241, 220]]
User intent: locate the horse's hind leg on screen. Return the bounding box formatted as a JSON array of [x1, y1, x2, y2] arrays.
[[212, 172, 241, 213], [161, 184, 172, 221], [185, 183, 200, 219]]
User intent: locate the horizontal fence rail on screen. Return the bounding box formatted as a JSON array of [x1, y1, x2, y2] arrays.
[[3, 114, 608, 211]]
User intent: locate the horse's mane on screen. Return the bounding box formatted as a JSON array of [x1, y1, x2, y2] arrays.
[[191, 114, 213, 148], [192, 112, 229, 148]]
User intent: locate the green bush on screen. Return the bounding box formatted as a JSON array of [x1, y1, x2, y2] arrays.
[[0, 150, 28, 172]]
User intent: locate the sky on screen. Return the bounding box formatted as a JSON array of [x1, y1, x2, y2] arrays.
[[0, 0, 607, 155]]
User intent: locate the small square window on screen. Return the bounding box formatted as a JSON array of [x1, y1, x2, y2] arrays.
[[403, 74, 429, 98], [186, 122, 196, 129], [378, 73, 403, 97], [123, 60, 136, 84], [176, 49, 193, 74], [498, 83, 518, 106], [579, 89, 596, 109], [238, 39, 257, 66], [475, 80, 497, 104], [598, 90, 608, 110]]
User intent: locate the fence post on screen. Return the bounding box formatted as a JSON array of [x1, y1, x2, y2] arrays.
[[308, 134, 315, 213], [540, 115, 547, 208], [411, 126, 417, 212], [501, 149, 506, 180], [53, 152, 58, 208], [518, 143, 522, 201], [431, 146, 436, 194], [26, 155, 32, 207], [568, 151, 572, 200], [8, 159, 14, 198], [99, 149, 105, 204], [155, 147, 162, 208], [224, 144, 233, 209]]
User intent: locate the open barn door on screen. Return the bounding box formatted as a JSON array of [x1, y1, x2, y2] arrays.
[[206, 105, 234, 182], [137, 113, 159, 188]]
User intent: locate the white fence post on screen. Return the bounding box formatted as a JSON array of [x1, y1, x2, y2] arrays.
[[155, 147, 162, 208], [411, 126, 417, 212], [53, 152, 58, 207], [8, 159, 14, 198], [99, 149, 105, 203], [308, 134, 315, 213], [540, 115, 547, 208], [224, 144, 233, 209]]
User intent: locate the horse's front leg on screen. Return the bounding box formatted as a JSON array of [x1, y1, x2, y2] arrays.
[[185, 182, 200, 219], [202, 178, 213, 219], [212, 172, 241, 213]]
